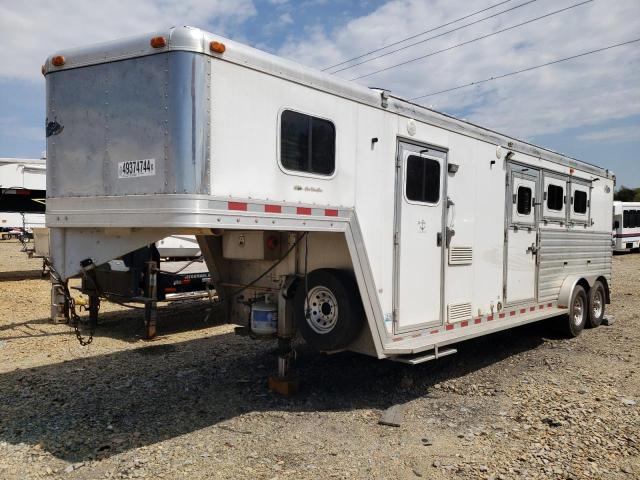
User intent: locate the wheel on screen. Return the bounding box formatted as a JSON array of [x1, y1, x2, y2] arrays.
[[559, 285, 588, 337], [294, 269, 364, 351], [587, 281, 606, 328]]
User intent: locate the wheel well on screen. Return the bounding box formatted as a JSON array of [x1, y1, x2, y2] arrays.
[[576, 278, 590, 296], [596, 276, 611, 304]]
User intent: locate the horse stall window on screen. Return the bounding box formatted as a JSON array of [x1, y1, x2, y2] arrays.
[[517, 186, 532, 215], [406, 155, 440, 203], [280, 110, 335, 176], [574, 190, 588, 214], [547, 184, 564, 211]]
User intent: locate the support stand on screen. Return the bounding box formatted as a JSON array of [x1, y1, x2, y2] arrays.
[[144, 260, 158, 340], [268, 276, 299, 396], [50, 279, 70, 324]]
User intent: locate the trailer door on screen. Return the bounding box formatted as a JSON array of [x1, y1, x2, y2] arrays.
[[505, 167, 539, 305], [393, 141, 447, 333]]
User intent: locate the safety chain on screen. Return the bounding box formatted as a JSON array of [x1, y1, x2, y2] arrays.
[[44, 258, 97, 346]]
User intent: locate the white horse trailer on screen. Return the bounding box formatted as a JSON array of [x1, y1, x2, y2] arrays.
[[43, 27, 614, 372], [613, 201, 640, 252], [0, 157, 46, 231]]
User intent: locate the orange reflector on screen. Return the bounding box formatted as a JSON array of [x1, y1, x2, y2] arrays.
[[52, 56, 65, 67], [209, 41, 226, 54], [164, 287, 176, 293], [41, 64, 46, 76], [150, 36, 167, 48]]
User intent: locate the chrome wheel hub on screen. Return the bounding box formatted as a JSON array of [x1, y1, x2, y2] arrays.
[[592, 290, 603, 319], [305, 286, 339, 334], [573, 295, 585, 327]]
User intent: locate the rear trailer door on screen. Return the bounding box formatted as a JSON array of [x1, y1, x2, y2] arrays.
[[393, 141, 447, 333], [46, 51, 210, 198], [505, 167, 539, 305]]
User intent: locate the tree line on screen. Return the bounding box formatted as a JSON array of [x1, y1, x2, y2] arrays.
[[614, 186, 640, 202]]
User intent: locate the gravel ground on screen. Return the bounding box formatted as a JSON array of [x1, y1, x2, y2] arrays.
[[0, 239, 638, 479]]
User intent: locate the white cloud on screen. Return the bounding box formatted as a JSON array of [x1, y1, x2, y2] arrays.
[[0, 0, 257, 81], [279, 13, 294, 25], [577, 125, 640, 143], [279, 0, 640, 139]]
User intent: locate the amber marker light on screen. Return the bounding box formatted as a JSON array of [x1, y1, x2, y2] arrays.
[[52, 56, 65, 67], [209, 41, 226, 54], [150, 36, 167, 48], [41, 65, 46, 75]]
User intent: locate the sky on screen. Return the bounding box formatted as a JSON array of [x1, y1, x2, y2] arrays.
[[0, 0, 638, 187]]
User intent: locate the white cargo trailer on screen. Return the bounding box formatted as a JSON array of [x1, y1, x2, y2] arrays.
[[0, 157, 46, 231], [43, 27, 614, 373], [612, 201, 640, 252]]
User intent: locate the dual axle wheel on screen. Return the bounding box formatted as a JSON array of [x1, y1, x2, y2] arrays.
[[561, 280, 607, 337]]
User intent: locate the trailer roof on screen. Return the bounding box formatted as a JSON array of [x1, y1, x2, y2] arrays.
[[43, 26, 612, 179], [0, 157, 46, 166]]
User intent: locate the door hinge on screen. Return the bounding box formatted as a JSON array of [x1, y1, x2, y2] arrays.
[[393, 309, 399, 326], [393, 232, 400, 246]]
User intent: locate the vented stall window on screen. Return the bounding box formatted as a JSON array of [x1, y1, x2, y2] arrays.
[[574, 190, 588, 214], [280, 110, 335, 176], [406, 155, 440, 203], [517, 186, 532, 215], [547, 184, 564, 211]]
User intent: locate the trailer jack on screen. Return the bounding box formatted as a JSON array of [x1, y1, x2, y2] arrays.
[[268, 337, 298, 396], [267, 277, 299, 396]]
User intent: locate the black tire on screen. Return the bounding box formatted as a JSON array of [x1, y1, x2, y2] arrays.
[[559, 285, 588, 338], [294, 269, 364, 351], [587, 281, 606, 328]]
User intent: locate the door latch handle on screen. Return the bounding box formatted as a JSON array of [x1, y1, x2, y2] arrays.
[[446, 227, 455, 247], [526, 243, 538, 255], [437, 228, 456, 247]]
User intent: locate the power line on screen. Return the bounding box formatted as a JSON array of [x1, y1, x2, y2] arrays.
[[409, 38, 640, 101], [322, 0, 514, 72], [350, 0, 593, 81], [328, 0, 537, 74]]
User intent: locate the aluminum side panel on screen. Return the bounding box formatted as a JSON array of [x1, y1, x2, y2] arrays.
[[537, 229, 612, 302]]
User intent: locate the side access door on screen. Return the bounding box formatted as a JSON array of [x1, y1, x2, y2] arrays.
[[393, 141, 447, 333], [504, 164, 539, 305]]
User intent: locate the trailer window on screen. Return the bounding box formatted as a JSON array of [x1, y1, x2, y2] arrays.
[[280, 110, 335, 176], [406, 155, 440, 203], [623, 210, 630, 228], [516, 186, 532, 215], [574, 190, 588, 214], [546, 184, 564, 211]]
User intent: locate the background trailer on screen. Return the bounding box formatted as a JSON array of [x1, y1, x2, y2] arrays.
[[613, 201, 640, 252], [43, 27, 614, 382], [0, 157, 47, 233]]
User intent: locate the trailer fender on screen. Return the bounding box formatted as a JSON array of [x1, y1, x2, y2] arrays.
[[557, 274, 600, 309]]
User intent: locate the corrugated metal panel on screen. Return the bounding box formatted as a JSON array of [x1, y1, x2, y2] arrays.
[[448, 302, 472, 323], [449, 246, 473, 265], [537, 230, 612, 302]]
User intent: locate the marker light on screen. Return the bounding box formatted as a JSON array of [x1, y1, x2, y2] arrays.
[[209, 41, 226, 54], [150, 36, 167, 48], [41, 65, 46, 75], [52, 56, 65, 67]]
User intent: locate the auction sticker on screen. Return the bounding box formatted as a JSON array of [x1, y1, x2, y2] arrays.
[[118, 159, 155, 178]]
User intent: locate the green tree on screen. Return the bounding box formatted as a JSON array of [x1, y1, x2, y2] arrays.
[[614, 186, 640, 201]]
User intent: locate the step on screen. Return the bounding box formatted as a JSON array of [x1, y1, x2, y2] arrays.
[[390, 347, 457, 365]]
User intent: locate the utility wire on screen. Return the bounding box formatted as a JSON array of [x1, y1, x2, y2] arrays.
[[322, 0, 514, 72], [409, 37, 640, 100], [329, 0, 537, 74], [350, 0, 593, 81]]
